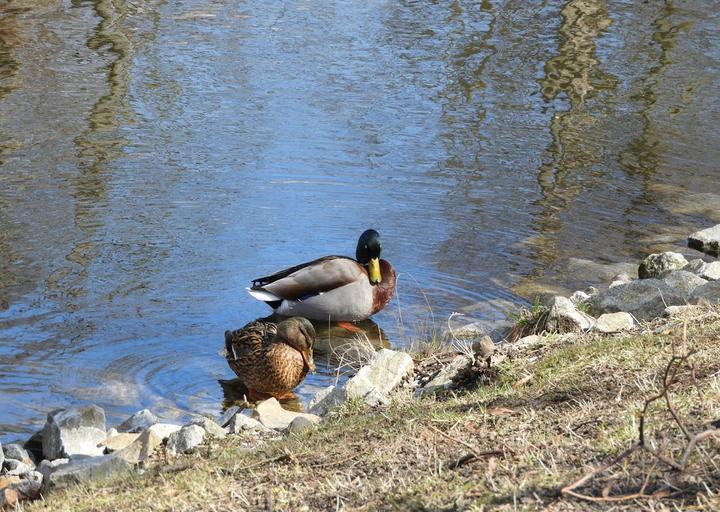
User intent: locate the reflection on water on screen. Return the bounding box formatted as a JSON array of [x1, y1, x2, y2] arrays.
[[1, 0, 719, 439]]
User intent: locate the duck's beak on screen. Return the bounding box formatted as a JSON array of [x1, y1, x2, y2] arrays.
[[368, 257, 381, 284], [302, 349, 317, 373]]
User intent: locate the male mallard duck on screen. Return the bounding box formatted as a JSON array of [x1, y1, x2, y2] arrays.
[[247, 229, 396, 322], [224, 317, 316, 400]]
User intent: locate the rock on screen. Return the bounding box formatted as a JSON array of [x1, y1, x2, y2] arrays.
[[0, 443, 3, 468], [3, 459, 32, 476], [17, 471, 43, 498], [166, 425, 205, 455], [544, 296, 595, 333], [569, 290, 590, 304], [700, 261, 720, 281], [100, 433, 140, 453], [585, 286, 599, 297], [688, 224, 720, 257], [42, 405, 107, 460], [344, 349, 414, 406], [690, 280, 720, 304], [684, 258, 708, 275], [663, 305, 703, 318], [117, 409, 159, 433], [414, 355, 472, 398], [0, 486, 18, 508], [42, 453, 131, 490], [253, 398, 321, 430], [107, 428, 119, 438], [662, 271, 707, 295], [591, 279, 687, 321], [188, 416, 227, 439], [217, 406, 241, 428], [227, 412, 267, 434], [308, 386, 346, 417], [115, 429, 162, 463], [286, 416, 320, 434], [638, 252, 688, 279], [37, 458, 69, 482], [146, 423, 182, 441], [594, 312, 635, 334], [503, 335, 545, 356]]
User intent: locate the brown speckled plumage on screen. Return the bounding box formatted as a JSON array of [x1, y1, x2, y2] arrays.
[[224, 317, 316, 395]]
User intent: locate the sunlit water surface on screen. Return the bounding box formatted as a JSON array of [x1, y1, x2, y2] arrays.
[[1, 0, 718, 440]]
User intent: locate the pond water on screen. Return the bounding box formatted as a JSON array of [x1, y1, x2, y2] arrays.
[[1, 0, 718, 440]]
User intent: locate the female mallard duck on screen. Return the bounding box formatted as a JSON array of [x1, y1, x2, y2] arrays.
[[247, 229, 396, 322], [224, 317, 316, 400]]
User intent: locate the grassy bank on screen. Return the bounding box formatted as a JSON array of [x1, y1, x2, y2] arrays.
[[25, 309, 720, 511]]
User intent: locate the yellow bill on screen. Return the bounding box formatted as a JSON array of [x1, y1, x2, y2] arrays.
[[368, 257, 382, 284]]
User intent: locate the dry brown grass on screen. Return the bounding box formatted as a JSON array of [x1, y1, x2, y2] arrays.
[[23, 307, 720, 511]]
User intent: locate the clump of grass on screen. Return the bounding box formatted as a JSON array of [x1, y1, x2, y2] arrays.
[[506, 297, 549, 342]]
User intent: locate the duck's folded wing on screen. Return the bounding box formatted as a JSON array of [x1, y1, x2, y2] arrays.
[[224, 320, 274, 360], [250, 256, 365, 300]]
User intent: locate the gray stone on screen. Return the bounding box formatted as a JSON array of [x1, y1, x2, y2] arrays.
[[0, 443, 3, 468], [188, 416, 227, 439], [569, 290, 591, 305], [639, 252, 689, 279], [166, 425, 205, 455], [502, 335, 546, 356], [42, 405, 106, 460], [3, 444, 35, 467], [227, 412, 267, 434], [253, 398, 321, 430], [145, 423, 182, 441], [100, 433, 140, 453], [217, 406, 241, 428], [684, 258, 708, 275], [662, 270, 707, 295], [663, 305, 703, 318], [42, 453, 131, 490], [344, 349, 414, 405], [690, 280, 720, 304], [414, 355, 472, 398], [3, 459, 32, 476], [308, 386, 346, 417], [688, 224, 720, 257], [594, 312, 635, 334], [545, 296, 595, 333], [286, 416, 320, 434], [37, 458, 69, 483], [591, 279, 688, 321], [115, 429, 162, 463], [700, 261, 720, 281], [117, 409, 159, 433]]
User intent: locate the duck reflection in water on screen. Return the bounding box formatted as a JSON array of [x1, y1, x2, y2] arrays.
[[219, 316, 389, 412]]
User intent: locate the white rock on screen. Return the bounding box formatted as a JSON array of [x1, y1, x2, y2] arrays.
[[684, 258, 708, 275], [2, 444, 34, 467], [99, 433, 140, 452], [37, 458, 69, 482], [414, 355, 472, 398], [166, 425, 205, 455], [594, 312, 635, 334], [253, 398, 321, 430], [115, 429, 163, 463], [569, 290, 591, 304], [117, 409, 159, 433], [503, 335, 545, 356], [42, 406, 107, 460], [286, 416, 320, 434], [545, 296, 595, 333], [307, 386, 346, 417], [187, 416, 227, 439], [146, 423, 182, 441], [688, 224, 720, 257], [700, 261, 720, 281], [227, 413, 267, 434], [344, 349, 414, 405], [638, 252, 688, 279], [663, 305, 703, 318], [107, 428, 119, 438], [3, 459, 32, 476]]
